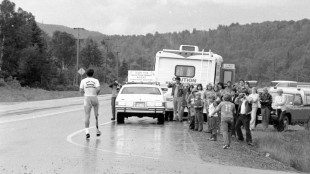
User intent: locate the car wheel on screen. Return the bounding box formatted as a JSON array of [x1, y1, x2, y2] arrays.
[[306, 117, 310, 131], [164, 112, 169, 121], [158, 114, 165, 124], [282, 115, 289, 132], [276, 115, 289, 132], [117, 113, 125, 124]]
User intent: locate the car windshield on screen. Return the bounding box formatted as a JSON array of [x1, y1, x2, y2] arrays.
[[121, 87, 161, 95], [270, 92, 294, 104]]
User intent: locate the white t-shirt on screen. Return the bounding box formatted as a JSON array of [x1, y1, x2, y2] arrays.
[[80, 77, 100, 96], [208, 103, 218, 117], [240, 100, 247, 114]]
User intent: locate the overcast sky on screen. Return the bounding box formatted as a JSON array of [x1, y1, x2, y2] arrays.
[[12, 0, 310, 35]]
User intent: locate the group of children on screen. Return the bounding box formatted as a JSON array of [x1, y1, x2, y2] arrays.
[[186, 85, 237, 149]]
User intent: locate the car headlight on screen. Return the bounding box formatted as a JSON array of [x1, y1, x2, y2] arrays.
[[117, 101, 126, 106]]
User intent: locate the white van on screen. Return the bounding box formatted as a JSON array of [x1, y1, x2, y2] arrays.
[[154, 45, 235, 119]]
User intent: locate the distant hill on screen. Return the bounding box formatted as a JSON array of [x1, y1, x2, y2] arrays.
[[37, 19, 310, 84], [37, 23, 106, 41]]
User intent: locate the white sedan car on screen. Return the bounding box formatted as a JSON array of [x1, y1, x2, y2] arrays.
[[115, 84, 165, 124]]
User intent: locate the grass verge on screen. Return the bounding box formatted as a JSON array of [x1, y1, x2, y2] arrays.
[[0, 84, 111, 102], [253, 128, 310, 173]]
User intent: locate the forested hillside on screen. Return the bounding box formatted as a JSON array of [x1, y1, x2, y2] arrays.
[[1, 0, 310, 91], [109, 20, 310, 84]]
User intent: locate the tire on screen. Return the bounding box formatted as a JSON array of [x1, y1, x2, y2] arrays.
[[305, 117, 310, 131], [164, 112, 169, 121], [158, 114, 165, 124], [276, 115, 289, 132], [117, 112, 124, 124]]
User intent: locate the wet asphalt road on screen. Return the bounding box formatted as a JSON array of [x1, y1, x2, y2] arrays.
[[0, 95, 295, 174]]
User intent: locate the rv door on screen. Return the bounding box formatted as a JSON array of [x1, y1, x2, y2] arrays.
[[221, 64, 236, 85]]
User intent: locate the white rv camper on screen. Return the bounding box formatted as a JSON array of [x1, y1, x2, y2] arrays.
[[154, 45, 235, 119]]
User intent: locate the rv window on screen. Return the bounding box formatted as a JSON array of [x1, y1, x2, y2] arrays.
[[289, 83, 297, 87], [175, 65, 195, 77], [223, 71, 232, 83], [276, 83, 289, 87]]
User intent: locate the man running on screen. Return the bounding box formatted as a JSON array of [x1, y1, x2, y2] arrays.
[[80, 69, 101, 139]]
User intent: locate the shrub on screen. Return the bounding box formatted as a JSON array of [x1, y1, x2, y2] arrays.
[[0, 78, 7, 87], [65, 85, 79, 91], [55, 85, 66, 91], [6, 77, 21, 89]]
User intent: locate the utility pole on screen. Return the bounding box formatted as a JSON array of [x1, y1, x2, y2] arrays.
[[116, 51, 120, 80], [73, 27, 84, 85], [273, 56, 276, 81], [102, 38, 111, 83]]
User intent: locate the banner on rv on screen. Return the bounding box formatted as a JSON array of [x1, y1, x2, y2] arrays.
[[128, 70, 156, 83]]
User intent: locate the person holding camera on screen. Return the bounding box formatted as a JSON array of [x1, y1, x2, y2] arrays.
[[109, 79, 120, 121], [235, 91, 253, 146]]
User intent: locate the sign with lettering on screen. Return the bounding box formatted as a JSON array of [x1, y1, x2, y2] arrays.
[[223, 64, 235, 69], [128, 71, 155, 83]]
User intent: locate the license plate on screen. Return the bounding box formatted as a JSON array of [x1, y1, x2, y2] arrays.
[[135, 102, 145, 108], [258, 115, 262, 120]]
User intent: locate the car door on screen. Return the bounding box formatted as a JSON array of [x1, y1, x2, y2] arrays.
[[302, 93, 310, 122], [288, 94, 304, 123]]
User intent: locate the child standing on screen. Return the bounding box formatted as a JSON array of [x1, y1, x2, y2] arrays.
[[208, 95, 219, 141], [194, 93, 204, 132], [187, 89, 197, 130], [210, 94, 236, 149]]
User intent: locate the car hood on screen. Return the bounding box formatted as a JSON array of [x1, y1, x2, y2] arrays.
[[116, 94, 164, 102]]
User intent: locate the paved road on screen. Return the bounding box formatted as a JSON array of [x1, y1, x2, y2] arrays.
[[0, 96, 296, 174]]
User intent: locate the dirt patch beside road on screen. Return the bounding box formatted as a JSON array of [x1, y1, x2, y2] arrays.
[[187, 125, 296, 173]]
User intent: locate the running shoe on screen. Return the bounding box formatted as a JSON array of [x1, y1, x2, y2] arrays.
[[86, 133, 90, 139], [208, 137, 216, 141], [223, 145, 230, 149], [248, 142, 254, 146], [96, 130, 101, 137]]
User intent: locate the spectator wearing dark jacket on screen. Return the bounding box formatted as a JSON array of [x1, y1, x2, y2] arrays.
[[259, 87, 273, 130], [235, 91, 253, 146], [109, 79, 120, 120]]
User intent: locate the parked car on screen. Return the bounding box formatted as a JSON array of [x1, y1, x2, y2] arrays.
[[115, 84, 165, 124], [256, 88, 310, 131]]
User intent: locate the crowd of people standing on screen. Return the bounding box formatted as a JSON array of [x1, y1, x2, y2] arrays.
[[171, 77, 278, 149]]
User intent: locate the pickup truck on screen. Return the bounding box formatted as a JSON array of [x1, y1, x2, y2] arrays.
[[256, 88, 310, 131]]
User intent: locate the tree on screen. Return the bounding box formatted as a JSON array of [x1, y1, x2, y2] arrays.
[[51, 31, 76, 70], [80, 38, 102, 68], [18, 46, 55, 88], [119, 59, 129, 81]]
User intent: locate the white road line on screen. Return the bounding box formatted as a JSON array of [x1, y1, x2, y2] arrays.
[[66, 121, 294, 174], [0, 108, 84, 124], [0, 98, 110, 124], [66, 121, 162, 160]]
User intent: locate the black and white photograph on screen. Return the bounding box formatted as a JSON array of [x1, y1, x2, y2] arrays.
[[0, 0, 310, 173]]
